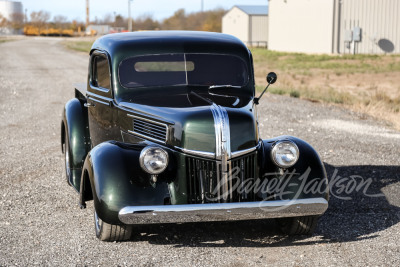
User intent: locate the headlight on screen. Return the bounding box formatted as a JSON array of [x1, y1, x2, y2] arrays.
[[139, 147, 169, 174], [271, 140, 299, 168]]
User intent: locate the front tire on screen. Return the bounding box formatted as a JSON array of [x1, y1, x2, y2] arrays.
[[277, 216, 319, 235], [94, 211, 132, 242]]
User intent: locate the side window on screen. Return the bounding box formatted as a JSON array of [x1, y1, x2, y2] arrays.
[[92, 55, 111, 90]]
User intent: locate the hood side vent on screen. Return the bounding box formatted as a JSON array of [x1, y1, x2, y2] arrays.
[[128, 115, 168, 143]]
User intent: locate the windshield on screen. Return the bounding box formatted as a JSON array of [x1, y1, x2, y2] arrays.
[[119, 53, 249, 88]]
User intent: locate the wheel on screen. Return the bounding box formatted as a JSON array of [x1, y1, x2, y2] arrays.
[[63, 135, 72, 185], [94, 210, 132, 242], [277, 216, 319, 235]]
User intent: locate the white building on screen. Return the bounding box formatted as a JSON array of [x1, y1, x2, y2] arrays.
[[222, 5, 269, 47], [269, 0, 400, 54], [0, 0, 23, 35], [86, 24, 110, 36]]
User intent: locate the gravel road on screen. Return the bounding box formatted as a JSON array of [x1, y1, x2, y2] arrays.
[[0, 37, 399, 266]]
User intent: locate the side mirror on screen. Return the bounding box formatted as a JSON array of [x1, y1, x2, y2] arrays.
[[254, 72, 278, 105], [266, 72, 277, 84]]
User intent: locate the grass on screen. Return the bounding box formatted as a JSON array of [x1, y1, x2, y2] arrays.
[[63, 40, 93, 53], [251, 48, 400, 73], [256, 86, 354, 105], [253, 48, 400, 129], [0, 38, 15, 44]]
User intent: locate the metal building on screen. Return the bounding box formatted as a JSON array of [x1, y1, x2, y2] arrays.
[[0, 0, 23, 35], [222, 5, 269, 47], [269, 0, 400, 54]]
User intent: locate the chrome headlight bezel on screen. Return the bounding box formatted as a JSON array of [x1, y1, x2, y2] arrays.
[[271, 140, 300, 168], [139, 146, 169, 175]]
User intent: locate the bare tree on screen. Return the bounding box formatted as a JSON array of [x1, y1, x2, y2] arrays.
[[53, 15, 68, 29], [161, 8, 226, 32], [162, 9, 186, 30], [100, 13, 113, 25], [201, 8, 225, 32], [8, 12, 24, 30], [0, 13, 7, 28], [30, 10, 51, 24], [114, 14, 126, 28], [30, 10, 51, 33], [134, 14, 159, 31], [30, 10, 51, 34]]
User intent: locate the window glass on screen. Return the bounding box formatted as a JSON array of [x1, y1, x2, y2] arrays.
[[119, 53, 248, 88], [93, 55, 111, 89], [134, 61, 194, 72]]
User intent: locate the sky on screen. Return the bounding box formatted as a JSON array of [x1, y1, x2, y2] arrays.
[[20, 0, 268, 22]]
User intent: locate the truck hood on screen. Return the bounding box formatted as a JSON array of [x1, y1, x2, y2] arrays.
[[119, 93, 258, 154]]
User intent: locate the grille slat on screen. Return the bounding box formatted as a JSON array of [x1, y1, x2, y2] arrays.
[[134, 125, 166, 135], [132, 118, 167, 143], [133, 121, 166, 131], [186, 152, 257, 204]]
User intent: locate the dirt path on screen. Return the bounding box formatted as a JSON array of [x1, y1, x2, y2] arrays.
[[0, 37, 399, 266]]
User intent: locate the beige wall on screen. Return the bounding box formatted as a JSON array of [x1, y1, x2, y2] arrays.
[[222, 7, 249, 43], [334, 0, 400, 54], [269, 0, 335, 53], [250, 15, 269, 46]]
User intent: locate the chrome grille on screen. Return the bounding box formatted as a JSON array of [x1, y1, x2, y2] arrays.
[[186, 152, 258, 204], [130, 117, 168, 143]]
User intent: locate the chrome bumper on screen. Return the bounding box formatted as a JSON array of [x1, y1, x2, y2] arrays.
[[118, 198, 328, 224]]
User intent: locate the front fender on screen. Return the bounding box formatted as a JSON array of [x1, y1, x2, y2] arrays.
[[62, 98, 90, 189], [260, 136, 329, 201], [81, 141, 170, 225]]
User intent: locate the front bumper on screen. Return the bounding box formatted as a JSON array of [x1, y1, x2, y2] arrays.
[[118, 197, 328, 224]]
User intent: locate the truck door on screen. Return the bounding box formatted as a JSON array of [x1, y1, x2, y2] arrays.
[[86, 51, 116, 147]]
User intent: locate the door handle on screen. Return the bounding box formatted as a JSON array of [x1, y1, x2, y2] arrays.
[[84, 102, 95, 108]]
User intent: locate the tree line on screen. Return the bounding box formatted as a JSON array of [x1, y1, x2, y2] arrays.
[[0, 8, 226, 35]]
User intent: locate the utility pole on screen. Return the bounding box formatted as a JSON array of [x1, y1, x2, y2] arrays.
[[201, 0, 204, 12], [86, 0, 89, 27], [128, 0, 133, 32]]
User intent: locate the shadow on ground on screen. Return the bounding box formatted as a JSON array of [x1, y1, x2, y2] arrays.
[[128, 164, 400, 247]]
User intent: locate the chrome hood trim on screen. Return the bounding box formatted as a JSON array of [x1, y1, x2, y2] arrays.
[[210, 104, 231, 160], [210, 104, 231, 202]]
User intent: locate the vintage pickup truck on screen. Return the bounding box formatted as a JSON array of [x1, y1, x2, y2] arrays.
[[61, 31, 328, 241]]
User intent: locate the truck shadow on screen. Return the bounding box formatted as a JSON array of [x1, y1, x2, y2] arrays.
[[130, 164, 400, 247]]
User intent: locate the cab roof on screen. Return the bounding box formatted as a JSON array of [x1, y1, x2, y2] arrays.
[[90, 31, 250, 60]]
